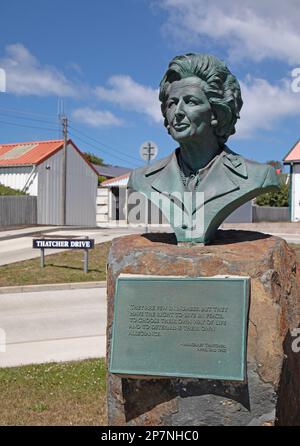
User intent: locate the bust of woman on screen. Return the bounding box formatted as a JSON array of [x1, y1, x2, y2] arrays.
[[128, 53, 279, 243]]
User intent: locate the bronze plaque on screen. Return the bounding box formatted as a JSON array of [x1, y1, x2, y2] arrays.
[[110, 274, 250, 381]]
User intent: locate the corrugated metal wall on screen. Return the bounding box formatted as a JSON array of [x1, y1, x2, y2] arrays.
[[65, 145, 97, 226], [37, 150, 63, 224], [252, 205, 289, 222], [0, 196, 37, 225], [224, 200, 253, 223], [0, 144, 97, 226], [0, 166, 38, 195]]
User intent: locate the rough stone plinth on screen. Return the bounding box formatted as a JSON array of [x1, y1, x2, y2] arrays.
[[106, 230, 300, 426]]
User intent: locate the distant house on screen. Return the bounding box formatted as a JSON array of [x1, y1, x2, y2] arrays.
[[283, 139, 300, 221], [96, 173, 131, 225], [0, 139, 98, 226], [92, 164, 132, 180]]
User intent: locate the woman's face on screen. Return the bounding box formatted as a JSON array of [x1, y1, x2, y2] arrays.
[[165, 76, 214, 143]]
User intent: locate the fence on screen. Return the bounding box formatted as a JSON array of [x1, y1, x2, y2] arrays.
[[252, 205, 289, 222], [0, 196, 37, 225]]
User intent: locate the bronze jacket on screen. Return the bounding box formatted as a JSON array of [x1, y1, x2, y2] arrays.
[[128, 146, 279, 243]]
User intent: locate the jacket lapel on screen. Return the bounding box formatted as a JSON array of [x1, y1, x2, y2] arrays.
[[148, 151, 186, 220], [195, 154, 240, 205], [222, 150, 248, 179], [193, 149, 247, 214], [150, 151, 186, 196], [147, 148, 247, 218]]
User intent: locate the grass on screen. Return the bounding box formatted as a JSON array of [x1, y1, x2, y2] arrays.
[[0, 242, 111, 287], [0, 358, 107, 426]]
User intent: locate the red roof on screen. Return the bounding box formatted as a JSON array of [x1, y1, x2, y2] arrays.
[[0, 139, 98, 175], [0, 140, 64, 166], [283, 139, 300, 163]]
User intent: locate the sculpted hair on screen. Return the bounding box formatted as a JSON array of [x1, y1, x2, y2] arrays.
[[159, 53, 243, 146]]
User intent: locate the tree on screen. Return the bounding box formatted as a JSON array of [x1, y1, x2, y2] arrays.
[[266, 160, 284, 171], [98, 175, 107, 185], [83, 152, 104, 166]]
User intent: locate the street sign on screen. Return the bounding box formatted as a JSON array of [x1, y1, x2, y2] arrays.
[[32, 237, 94, 273], [139, 141, 158, 163], [32, 239, 94, 249]]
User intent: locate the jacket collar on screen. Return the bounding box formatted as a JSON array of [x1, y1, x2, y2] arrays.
[[148, 147, 247, 207], [222, 146, 248, 179]]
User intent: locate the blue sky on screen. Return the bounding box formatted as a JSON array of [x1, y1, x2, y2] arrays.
[[0, 0, 300, 168]]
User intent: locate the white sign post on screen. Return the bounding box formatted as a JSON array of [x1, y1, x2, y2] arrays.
[[139, 141, 158, 165]]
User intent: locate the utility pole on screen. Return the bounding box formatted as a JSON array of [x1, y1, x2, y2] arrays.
[[139, 141, 158, 233], [61, 115, 68, 226]]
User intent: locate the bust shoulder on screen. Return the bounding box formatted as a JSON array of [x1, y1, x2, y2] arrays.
[[222, 147, 279, 189], [127, 153, 172, 191], [243, 157, 279, 188]]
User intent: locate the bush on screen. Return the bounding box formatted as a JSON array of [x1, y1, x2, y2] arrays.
[[255, 179, 289, 207], [98, 175, 107, 185], [83, 152, 104, 166], [0, 183, 27, 196]]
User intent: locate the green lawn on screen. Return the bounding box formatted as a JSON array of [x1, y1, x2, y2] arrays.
[[0, 359, 107, 426], [0, 242, 111, 287]]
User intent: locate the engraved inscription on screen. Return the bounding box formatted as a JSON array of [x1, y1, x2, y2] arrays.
[[128, 304, 229, 340], [179, 342, 228, 353], [110, 276, 249, 380]]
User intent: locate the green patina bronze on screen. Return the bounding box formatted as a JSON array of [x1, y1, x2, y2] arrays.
[[110, 274, 250, 380], [128, 53, 279, 243]]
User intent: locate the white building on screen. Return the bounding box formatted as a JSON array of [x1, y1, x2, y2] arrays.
[[0, 139, 98, 226], [97, 174, 130, 226], [283, 139, 300, 222]]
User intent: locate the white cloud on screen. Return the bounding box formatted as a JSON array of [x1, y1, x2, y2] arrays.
[[95, 75, 162, 123], [0, 43, 79, 96], [72, 107, 123, 127], [93, 72, 300, 138], [160, 0, 300, 65], [234, 76, 300, 138]]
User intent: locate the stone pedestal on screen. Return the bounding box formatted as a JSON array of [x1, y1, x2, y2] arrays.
[[106, 230, 300, 426]]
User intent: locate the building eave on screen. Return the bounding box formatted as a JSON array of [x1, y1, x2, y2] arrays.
[[283, 138, 300, 163]]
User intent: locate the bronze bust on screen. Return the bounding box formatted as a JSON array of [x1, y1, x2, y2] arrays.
[[128, 53, 279, 243]]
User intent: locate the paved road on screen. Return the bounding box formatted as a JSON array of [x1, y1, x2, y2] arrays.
[[0, 287, 106, 367], [0, 227, 149, 266]]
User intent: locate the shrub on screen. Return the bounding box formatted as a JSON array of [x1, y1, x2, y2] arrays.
[[0, 183, 27, 196], [256, 175, 289, 207]]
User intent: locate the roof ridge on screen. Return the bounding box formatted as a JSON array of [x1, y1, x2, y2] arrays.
[[0, 139, 64, 147], [102, 172, 130, 185], [283, 138, 300, 163]]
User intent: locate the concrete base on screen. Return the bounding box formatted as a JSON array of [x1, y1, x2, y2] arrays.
[[106, 230, 300, 426]]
